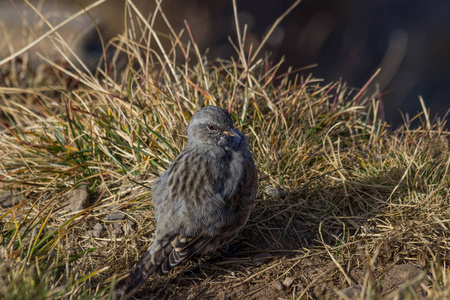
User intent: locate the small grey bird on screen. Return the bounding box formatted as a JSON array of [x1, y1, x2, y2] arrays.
[[116, 106, 257, 298]]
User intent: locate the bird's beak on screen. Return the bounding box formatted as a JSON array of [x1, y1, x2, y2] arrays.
[[223, 131, 236, 137]]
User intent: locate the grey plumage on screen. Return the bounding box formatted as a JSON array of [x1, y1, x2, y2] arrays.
[[115, 106, 258, 298]]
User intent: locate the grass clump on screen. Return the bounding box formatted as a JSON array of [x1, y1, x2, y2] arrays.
[[1, 1, 449, 299]]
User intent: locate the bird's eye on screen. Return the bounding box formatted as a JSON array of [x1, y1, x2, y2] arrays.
[[207, 124, 216, 131]]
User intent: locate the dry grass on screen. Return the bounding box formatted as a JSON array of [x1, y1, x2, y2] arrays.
[[1, 1, 450, 299]]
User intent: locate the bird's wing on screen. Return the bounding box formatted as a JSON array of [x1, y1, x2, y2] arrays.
[[158, 234, 214, 276], [220, 155, 258, 241], [240, 156, 258, 222]]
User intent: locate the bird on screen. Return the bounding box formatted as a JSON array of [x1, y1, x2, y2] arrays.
[[115, 105, 258, 298]]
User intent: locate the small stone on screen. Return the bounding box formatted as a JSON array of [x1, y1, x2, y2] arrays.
[[66, 187, 90, 212], [263, 186, 287, 199], [0, 191, 23, 208], [252, 253, 272, 266], [282, 277, 295, 289], [104, 212, 126, 221], [337, 285, 362, 299], [380, 264, 424, 295], [111, 227, 123, 237], [272, 280, 284, 291], [87, 230, 101, 238], [93, 223, 104, 231]]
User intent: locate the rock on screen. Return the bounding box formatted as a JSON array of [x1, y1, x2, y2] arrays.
[[104, 212, 126, 221], [111, 227, 123, 237], [87, 222, 104, 238], [380, 264, 424, 295], [272, 280, 284, 291], [0, 191, 23, 208], [87, 230, 101, 238], [252, 253, 272, 266], [93, 223, 104, 231], [263, 186, 287, 199], [66, 187, 90, 212], [336, 285, 362, 299], [282, 277, 295, 289]]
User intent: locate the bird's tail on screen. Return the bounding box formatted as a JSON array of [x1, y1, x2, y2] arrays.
[[114, 235, 178, 299], [114, 234, 213, 299], [114, 249, 158, 299]]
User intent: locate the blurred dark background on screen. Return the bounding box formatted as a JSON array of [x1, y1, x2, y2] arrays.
[[2, 0, 449, 128]]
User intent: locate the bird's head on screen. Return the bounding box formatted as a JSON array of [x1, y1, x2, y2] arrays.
[[187, 106, 242, 148]]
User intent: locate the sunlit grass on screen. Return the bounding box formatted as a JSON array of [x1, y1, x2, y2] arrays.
[[1, 0, 449, 299]]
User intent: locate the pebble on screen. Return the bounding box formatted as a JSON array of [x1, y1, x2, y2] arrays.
[[336, 285, 362, 298], [381, 264, 424, 295], [272, 280, 284, 291], [282, 277, 295, 289], [93, 223, 104, 231], [87, 230, 101, 238], [111, 227, 123, 237], [104, 212, 126, 221], [0, 191, 23, 208], [263, 186, 287, 199], [66, 187, 90, 212]]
